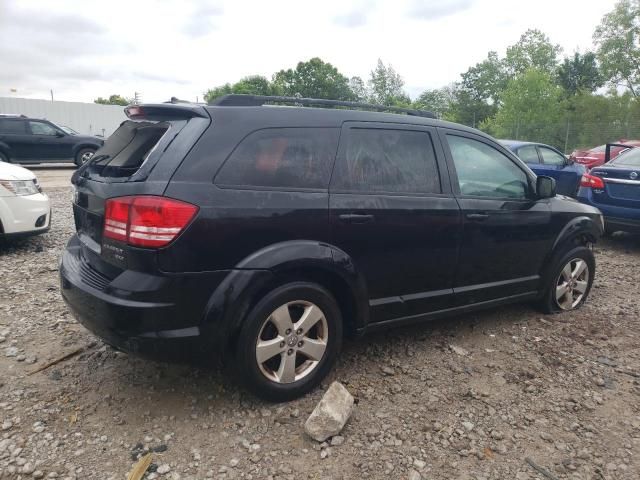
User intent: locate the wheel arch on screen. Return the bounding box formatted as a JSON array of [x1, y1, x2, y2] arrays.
[[200, 241, 369, 358], [71, 143, 100, 157]]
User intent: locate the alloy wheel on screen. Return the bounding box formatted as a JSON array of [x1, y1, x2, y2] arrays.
[[81, 151, 94, 164], [255, 300, 329, 384], [555, 258, 590, 310]]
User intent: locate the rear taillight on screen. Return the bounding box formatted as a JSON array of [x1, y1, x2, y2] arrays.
[[103, 196, 198, 248], [580, 173, 605, 189]]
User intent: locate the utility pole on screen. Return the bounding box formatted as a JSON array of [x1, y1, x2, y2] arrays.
[[564, 118, 570, 153], [50, 90, 54, 102], [134, 92, 142, 104]]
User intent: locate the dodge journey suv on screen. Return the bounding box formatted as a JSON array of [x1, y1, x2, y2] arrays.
[[60, 95, 603, 401]]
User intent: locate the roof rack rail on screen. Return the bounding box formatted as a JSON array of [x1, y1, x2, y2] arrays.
[[210, 94, 436, 119]]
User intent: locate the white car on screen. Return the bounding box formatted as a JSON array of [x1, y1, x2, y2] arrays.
[[0, 162, 50, 238]]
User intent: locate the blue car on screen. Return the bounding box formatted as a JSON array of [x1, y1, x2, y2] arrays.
[[501, 140, 586, 197], [577, 146, 640, 234]]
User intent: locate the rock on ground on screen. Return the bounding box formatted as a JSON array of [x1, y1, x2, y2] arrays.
[[304, 381, 354, 442]]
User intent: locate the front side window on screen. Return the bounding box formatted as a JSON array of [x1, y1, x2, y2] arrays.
[[29, 121, 58, 136], [447, 135, 529, 199], [539, 147, 566, 166], [516, 145, 539, 164], [216, 128, 339, 189], [332, 128, 440, 194]]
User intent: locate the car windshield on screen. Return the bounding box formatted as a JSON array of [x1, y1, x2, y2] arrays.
[[611, 147, 640, 167], [59, 125, 78, 135]]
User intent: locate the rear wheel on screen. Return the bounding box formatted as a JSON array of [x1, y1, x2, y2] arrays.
[[234, 282, 342, 402], [75, 148, 96, 167], [538, 246, 595, 314]]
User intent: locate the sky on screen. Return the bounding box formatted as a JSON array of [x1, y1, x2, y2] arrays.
[[0, 0, 618, 104]]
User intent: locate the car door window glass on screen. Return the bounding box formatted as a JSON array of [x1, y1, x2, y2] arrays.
[[539, 147, 566, 166], [447, 135, 529, 199], [517, 145, 539, 164], [0, 119, 26, 134], [29, 121, 58, 136], [215, 128, 339, 189], [332, 128, 440, 194]]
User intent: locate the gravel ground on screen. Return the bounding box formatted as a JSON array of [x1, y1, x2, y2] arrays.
[[1, 182, 640, 480]]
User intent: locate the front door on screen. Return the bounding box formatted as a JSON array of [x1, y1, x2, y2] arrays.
[[536, 145, 577, 196], [440, 130, 554, 305], [27, 120, 71, 160], [329, 122, 461, 323]]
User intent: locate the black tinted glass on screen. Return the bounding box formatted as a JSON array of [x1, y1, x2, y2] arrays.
[[332, 128, 440, 194], [216, 128, 339, 189], [0, 119, 25, 134]]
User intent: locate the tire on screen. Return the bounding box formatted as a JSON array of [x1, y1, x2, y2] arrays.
[[74, 147, 96, 167], [234, 282, 343, 402], [0, 152, 8, 162], [538, 246, 595, 314]]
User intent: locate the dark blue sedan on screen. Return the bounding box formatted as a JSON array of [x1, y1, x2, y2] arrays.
[[577, 147, 640, 234], [501, 140, 587, 197]]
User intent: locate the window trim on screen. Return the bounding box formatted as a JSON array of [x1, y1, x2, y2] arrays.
[[328, 121, 450, 197], [537, 145, 567, 167], [212, 126, 340, 192], [439, 128, 537, 201]]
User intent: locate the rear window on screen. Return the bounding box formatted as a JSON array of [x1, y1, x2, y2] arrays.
[[0, 119, 25, 134], [611, 148, 640, 167], [215, 128, 339, 190], [86, 120, 169, 178]]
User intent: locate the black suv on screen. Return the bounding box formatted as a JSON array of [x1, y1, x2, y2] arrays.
[[60, 95, 603, 401], [0, 115, 104, 166]]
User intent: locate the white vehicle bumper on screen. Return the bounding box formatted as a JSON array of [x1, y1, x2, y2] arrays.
[[0, 192, 51, 236]]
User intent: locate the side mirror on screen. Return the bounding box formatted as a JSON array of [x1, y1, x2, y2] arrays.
[[55, 131, 65, 137], [537, 176, 556, 199]]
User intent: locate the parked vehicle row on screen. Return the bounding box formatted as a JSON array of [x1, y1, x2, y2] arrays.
[[59, 95, 603, 401], [0, 114, 104, 166], [569, 139, 640, 169]]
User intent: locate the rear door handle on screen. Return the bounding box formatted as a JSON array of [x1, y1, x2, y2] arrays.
[[466, 213, 489, 221], [338, 213, 375, 224]]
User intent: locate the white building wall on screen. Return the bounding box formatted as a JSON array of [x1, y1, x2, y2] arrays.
[[0, 97, 127, 137]]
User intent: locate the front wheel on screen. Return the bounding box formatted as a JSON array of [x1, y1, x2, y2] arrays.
[[538, 246, 595, 314], [74, 148, 96, 167], [234, 282, 343, 402]]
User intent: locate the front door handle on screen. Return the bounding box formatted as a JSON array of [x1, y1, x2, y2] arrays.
[[338, 213, 375, 224], [466, 213, 489, 221]]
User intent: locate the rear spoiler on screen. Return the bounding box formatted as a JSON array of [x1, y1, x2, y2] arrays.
[[605, 143, 637, 163], [124, 103, 208, 120]]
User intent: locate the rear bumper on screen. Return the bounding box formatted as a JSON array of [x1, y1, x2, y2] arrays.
[[59, 236, 230, 361], [577, 189, 640, 233], [605, 216, 640, 233], [0, 193, 51, 235]]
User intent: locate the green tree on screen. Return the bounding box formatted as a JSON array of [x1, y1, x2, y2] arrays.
[[94, 94, 130, 106], [447, 86, 497, 127], [482, 69, 565, 147], [460, 51, 508, 105], [368, 59, 410, 106], [272, 58, 354, 100], [349, 76, 369, 102], [557, 52, 604, 95], [413, 86, 455, 118], [204, 75, 275, 103], [505, 29, 562, 75], [594, 0, 640, 96]]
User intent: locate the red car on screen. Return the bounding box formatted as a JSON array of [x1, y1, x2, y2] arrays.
[[570, 139, 640, 169]]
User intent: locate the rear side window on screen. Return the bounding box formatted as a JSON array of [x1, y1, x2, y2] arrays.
[[0, 119, 26, 134], [517, 145, 539, 164], [215, 128, 339, 189], [331, 128, 440, 194], [539, 147, 566, 166]]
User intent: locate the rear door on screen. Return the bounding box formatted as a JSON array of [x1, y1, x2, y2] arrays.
[[441, 130, 553, 305], [329, 122, 461, 323], [0, 119, 31, 161]]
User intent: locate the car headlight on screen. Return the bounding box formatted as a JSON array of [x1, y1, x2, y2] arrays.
[[0, 179, 41, 196]]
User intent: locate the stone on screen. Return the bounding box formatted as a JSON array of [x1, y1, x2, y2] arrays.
[[408, 469, 422, 480], [449, 345, 469, 356], [304, 382, 354, 442], [330, 435, 345, 446], [5, 347, 18, 357], [157, 464, 171, 475]]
